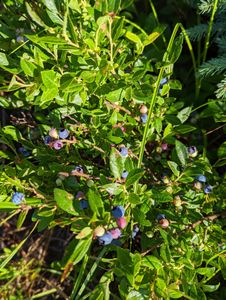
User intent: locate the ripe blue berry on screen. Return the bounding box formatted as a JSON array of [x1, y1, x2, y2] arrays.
[[79, 199, 89, 209], [121, 170, 128, 179], [11, 192, 25, 205], [59, 129, 69, 139], [160, 78, 168, 86], [112, 206, 125, 218], [98, 232, 113, 245], [119, 147, 128, 157], [204, 184, 213, 194], [18, 147, 30, 157], [156, 214, 166, 221], [196, 175, 206, 183], [140, 113, 148, 124], [132, 224, 139, 239], [44, 136, 52, 145], [75, 165, 84, 173]]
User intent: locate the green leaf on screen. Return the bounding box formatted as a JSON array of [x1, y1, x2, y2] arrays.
[[87, 188, 104, 217], [76, 227, 93, 239], [54, 188, 78, 215], [125, 168, 144, 188], [168, 35, 184, 64], [167, 161, 180, 176], [201, 284, 220, 292], [125, 31, 142, 44], [2, 126, 23, 141], [174, 124, 196, 134], [175, 140, 188, 166], [41, 70, 58, 87], [102, 183, 124, 195], [143, 31, 161, 46], [128, 193, 140, 205], [0, 202, 18, 211], [0, 96, 9, 108], [218, 141, 226, 158], [66, 235, 92, 266], [177, 106, 192, 123], [25, 2, 47, 28], [154, 117, 162, 134], [196, 267, 215, 278], [110, 147, 124, 179], [0, 52, 9, 66], [20, 58, 37, 77], [142, 256, 162, 270], [42, 0, 63, 25], [154, 278, 167, 298], [167, 289, 184, 298]]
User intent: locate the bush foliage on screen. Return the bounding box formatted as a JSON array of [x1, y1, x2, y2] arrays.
[[0, 0, 225, 299]]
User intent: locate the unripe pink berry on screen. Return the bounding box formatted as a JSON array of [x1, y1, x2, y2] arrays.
[[53, 140, 63, 150], [194, 181, 202, 190], [116, 217, 127, 229], [140, 105, 148, 114], [110, 228, 121, 239], [161, 143, 168, 151], [159, 218, 169, 228], [49, 128, 59, 139]]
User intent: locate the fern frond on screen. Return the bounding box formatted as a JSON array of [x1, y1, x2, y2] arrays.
[[186, 24, 209, 41], [216, 36, 226, 52], [199, 55, 226, 77], [215, 74, 226, 98], [198, 0, 215, 14]]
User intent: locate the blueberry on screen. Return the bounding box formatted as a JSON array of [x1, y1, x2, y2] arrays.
[[133, 224, 139, 233], [121, 170, 128, 179], [119, 147, 128, 157], [156, 214, 166, 221], [188, 146, 198, 157], [132, 231, 137, 239], [76, 191, 85, 199], [160, 78, 168, 86], [18, 147, 30, 157], [75, 165, 84, 173], [196, 175, 206, 183], [12, 192, 25, 205], [53, 140, 63, 150], [132, 225, 139, 239], [110, 228, 121, 239], [204, 184, 213, 194], [112, 206, 125, 218], [59, 129, 69, 139], [116, 217, 127, 229], [140, 113, 148, 124], [80, 199, 88, 209], [98, 232, 113, 245], [44, 136, 52, 145]]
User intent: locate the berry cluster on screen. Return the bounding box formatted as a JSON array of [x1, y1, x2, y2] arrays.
[[44, 128, 69, 150], [93, 205, 127, 246], [194, 175, 213, 194]]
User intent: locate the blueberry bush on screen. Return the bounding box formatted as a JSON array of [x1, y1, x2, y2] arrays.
[[0, 0, 226, 299]]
